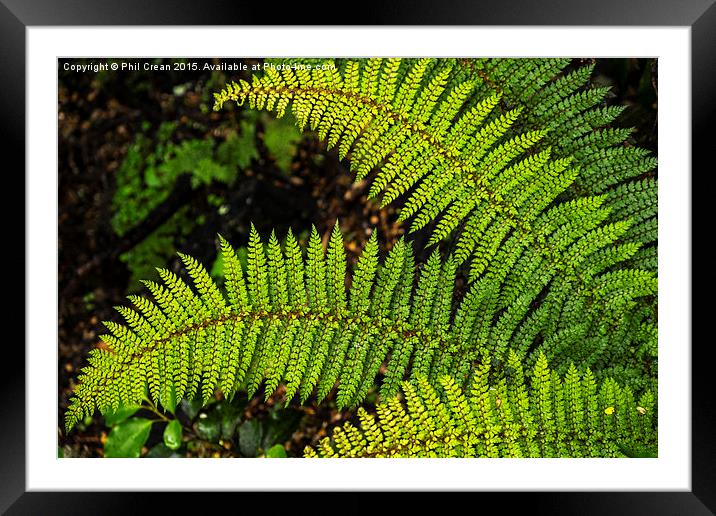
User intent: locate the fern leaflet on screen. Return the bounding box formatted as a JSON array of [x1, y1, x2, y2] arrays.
[[305, 352, 657, 458]]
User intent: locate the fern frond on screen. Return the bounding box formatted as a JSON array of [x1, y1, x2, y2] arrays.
[[215, 60, 566, 268], [214, 59, 657, 378], [66, 226, 471, 432], [66, 226, 656, 435], [451, 58, 658, 270], [249, 58, 656, 270], [304, 352, 656, 458]]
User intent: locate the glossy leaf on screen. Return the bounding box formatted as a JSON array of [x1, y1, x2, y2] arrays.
[[266, 444, 287, 458], [104, 418, 153, 458], [163, 419, 183, 450], [103, 404, 142, 426]]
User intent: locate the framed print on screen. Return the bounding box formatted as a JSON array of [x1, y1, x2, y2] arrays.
[[3, 0, 712, 513]]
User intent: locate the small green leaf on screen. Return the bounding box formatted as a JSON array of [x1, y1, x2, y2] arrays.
[[266, 444, 287, 458], [163, 419, 183, 450], [104, 418, 153, 458], [144, 166, 163, 188], [103, 404, 141, 426]]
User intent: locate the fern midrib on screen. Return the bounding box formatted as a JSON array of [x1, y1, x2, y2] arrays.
[[84, 305, 458, 400], [240, 82, 617, 306], [455, 59, 504, 98], [320, 420, 635, 458], [246, 84, 461, 161], [456, 59, 584, 131]]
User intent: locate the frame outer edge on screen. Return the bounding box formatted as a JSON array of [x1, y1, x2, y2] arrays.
[[5, 0, 712, 512], [692, 1, 716, 513], [0, 0, 27, 513], [0, 0, 714, 25]]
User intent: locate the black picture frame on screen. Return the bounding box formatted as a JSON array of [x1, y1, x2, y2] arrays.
[[3, 1, 710, 513]]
